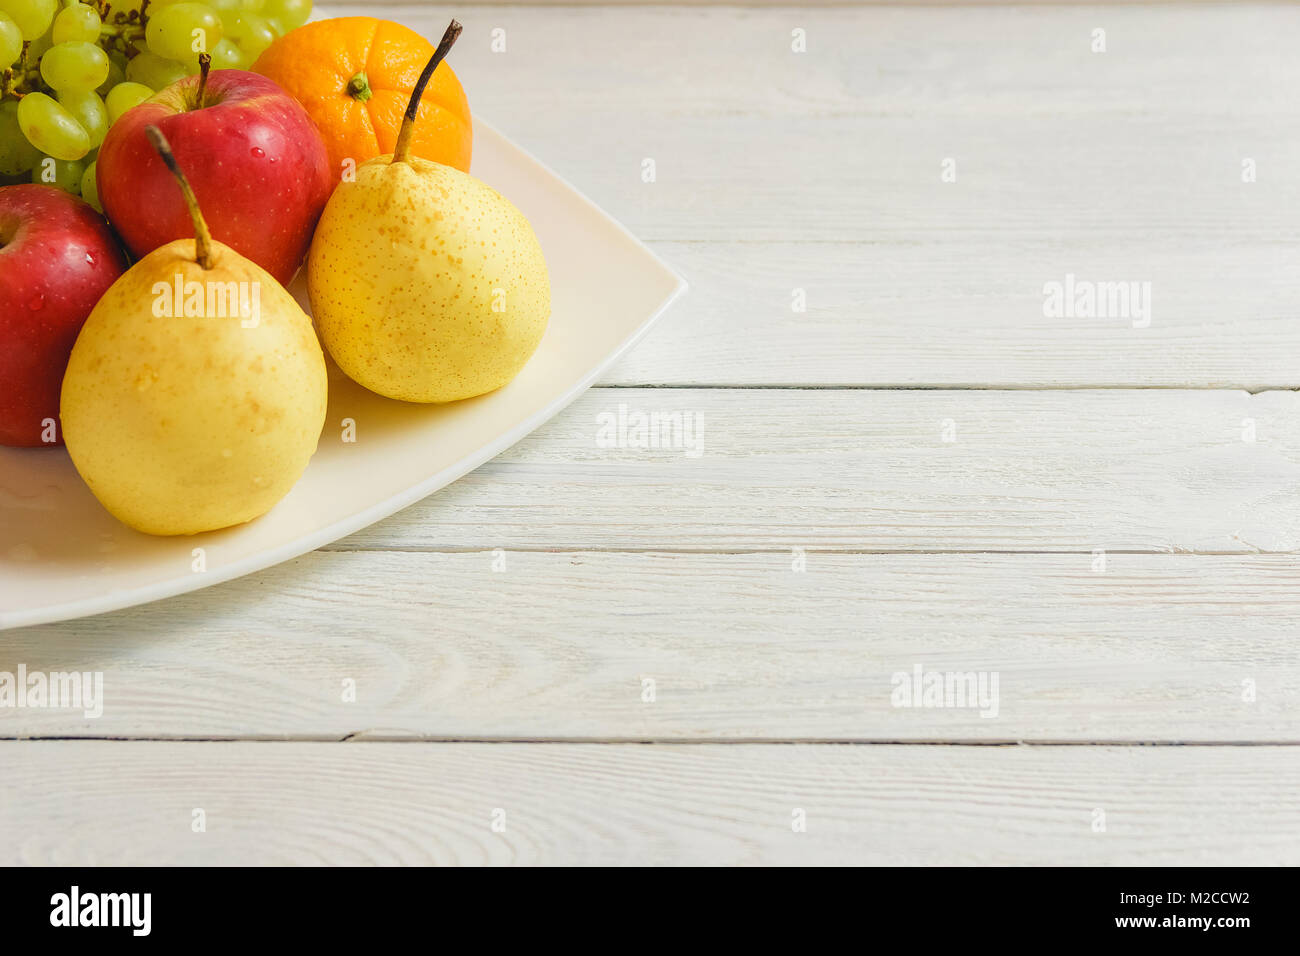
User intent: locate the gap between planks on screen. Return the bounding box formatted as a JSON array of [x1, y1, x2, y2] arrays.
[[591, 384, 1300, 393], [320, 547, 1300, 555], [3, 737, 1298, 745]]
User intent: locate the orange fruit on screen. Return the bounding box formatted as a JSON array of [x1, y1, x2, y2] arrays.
[[252, 17, 472, 185]]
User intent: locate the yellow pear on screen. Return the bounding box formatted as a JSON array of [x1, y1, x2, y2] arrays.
[[307, 20, 550, 404], [61, 126, 327, 536]]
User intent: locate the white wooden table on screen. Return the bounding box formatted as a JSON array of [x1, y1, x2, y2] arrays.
[[5, 1, 1300, 865]]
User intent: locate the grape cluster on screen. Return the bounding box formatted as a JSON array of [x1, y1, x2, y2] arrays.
[[0, 0, 310, 208]]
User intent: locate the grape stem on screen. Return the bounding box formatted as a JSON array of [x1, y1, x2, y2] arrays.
[[99, 24, 145, 40], [392, 19, 461, 166], [2, 42, 30, 99], [145, 125, 214, 271], [97, 0, 148, 44]]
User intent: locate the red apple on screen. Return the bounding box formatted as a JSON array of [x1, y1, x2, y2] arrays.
[[97, 67, 332, 285], [0, 184, 128, 448]]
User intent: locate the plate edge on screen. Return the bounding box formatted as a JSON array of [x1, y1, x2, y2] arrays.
[[2, 274, 688, 632]]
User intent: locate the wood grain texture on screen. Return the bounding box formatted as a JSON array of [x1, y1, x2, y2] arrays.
[[5, 551, 1298, 741], [615, 239, 1300, 388], [4, 742, 1297, 865], [313, 3, 1300, 388], [372, 5, 1300, 241], [4, 4, 1293, 867], [332, 388, 1300, 553]]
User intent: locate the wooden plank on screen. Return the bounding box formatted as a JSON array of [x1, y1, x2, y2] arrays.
[[5, 551, 1299, 741], [351, 3, 1300, 123], [332, 388, 1300, 553], [318, 5, 1300, 242], [469, 112, 1300, 245], [482, 112, 1300, 243], [3, 742, 1297, 865], [611, 239, 1300, 388]]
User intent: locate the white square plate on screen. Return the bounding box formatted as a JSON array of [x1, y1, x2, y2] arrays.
[[0, 121, 686, 629]]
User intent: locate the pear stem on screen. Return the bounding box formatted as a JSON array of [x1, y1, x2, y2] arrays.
[[392, 19, 461, 166], [145, 125, 214, 271], [194, 52, 211, 110]]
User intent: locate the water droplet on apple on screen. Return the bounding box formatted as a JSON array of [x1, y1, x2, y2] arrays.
[[251, 146, 265, 159], [27, 294, 44, 311], [85, 252, 95, 266]]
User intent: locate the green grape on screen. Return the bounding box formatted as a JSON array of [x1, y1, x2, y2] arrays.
[[97, 55, 126, 96], [206, 0, 242, 29], [40, 41, 111, 92], [242, 0, 264, 10], [125, 51, 187, 90], [145, 3, 223, 65], [207, 37, 243, 68], [31, 153, 84, 193], [0, 12, 22, 69], [265, 16, 283, 37], [16, 91, 90, 160], [59, 89, 107, 147], [0, 0, 56, 41], [105, 80, 152, 123], [264, 0, 308, 32], [227, 12, 272, 60], [0, 99, 40, 174], [51, 2, 100, 44], [80, 160, 99, 210]]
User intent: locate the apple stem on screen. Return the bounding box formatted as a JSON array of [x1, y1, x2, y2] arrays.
[[392, 19, 462, 166], [194, 52, 211, 110], [145, 125, 214, 271]]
